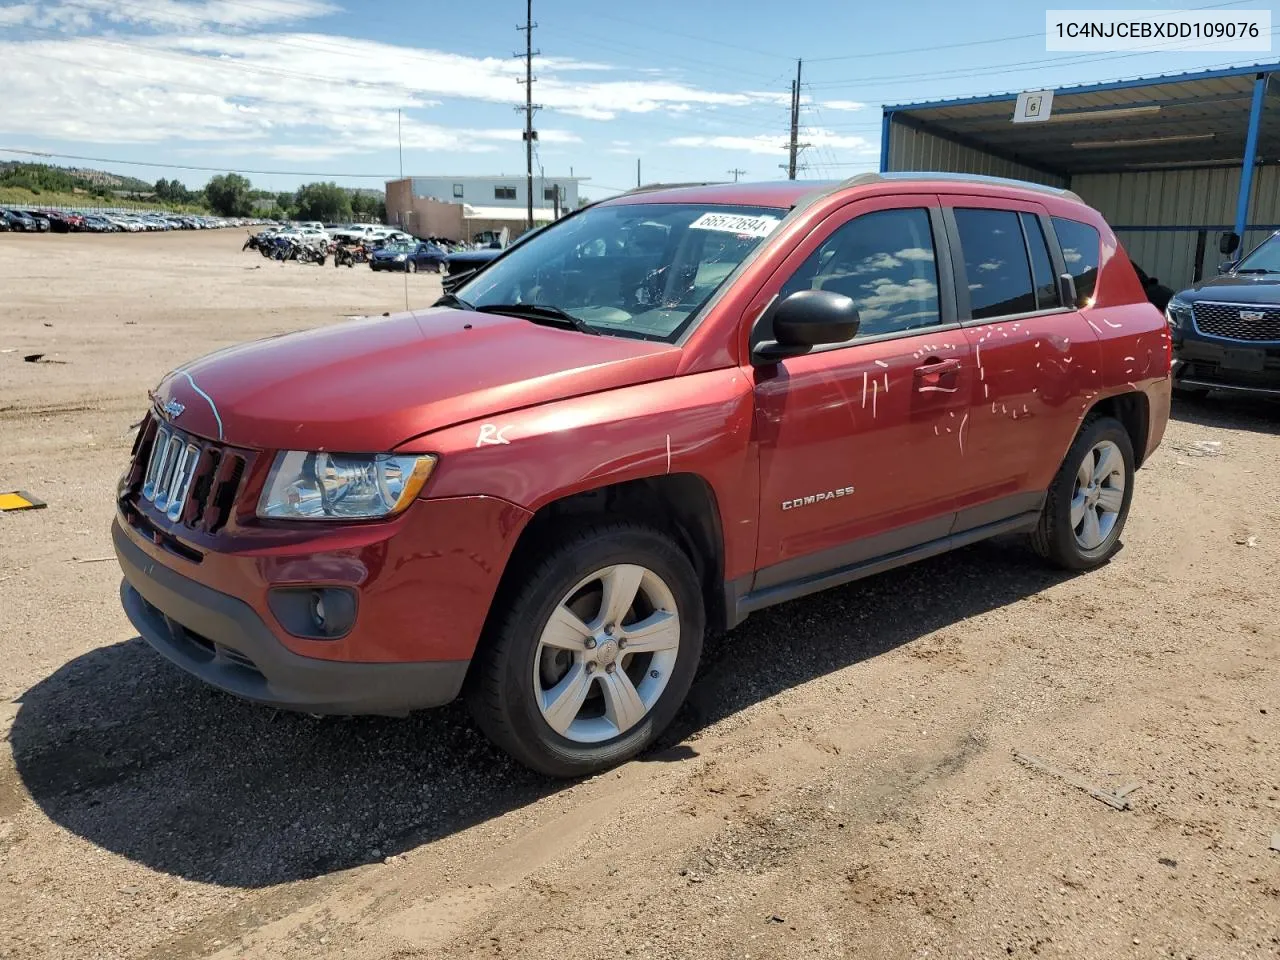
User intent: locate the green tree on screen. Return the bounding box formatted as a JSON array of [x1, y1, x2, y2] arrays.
[[204, 173, 254, 217], [294, 181, 352, 223], [350, 191, 386, 223]]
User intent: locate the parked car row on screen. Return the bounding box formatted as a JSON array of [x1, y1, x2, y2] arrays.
[[0, 208, 270, 234]]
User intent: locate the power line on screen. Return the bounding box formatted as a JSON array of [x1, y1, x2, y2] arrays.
[[0, 147, 397, 179]]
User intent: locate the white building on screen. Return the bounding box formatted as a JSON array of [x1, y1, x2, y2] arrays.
[[407, 175, 582, 212], [385, 174, 586, 241]]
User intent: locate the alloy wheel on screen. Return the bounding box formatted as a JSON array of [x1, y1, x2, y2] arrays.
[[1071, 439, 1126, 550], [532, 564, 681, 744]]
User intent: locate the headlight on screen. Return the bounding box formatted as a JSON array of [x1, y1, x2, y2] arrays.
[[1165, 296, 1192, 331], [257, 452, 437, 520], [394, 254, 407, 262]]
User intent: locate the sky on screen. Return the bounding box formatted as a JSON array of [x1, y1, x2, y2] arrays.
[[0, 0, 1275, 200]]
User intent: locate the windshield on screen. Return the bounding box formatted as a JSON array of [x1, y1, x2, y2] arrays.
[[456, 202, 785, 341], [386, 242, 414, 253], [1235, 233, 1280, 273]]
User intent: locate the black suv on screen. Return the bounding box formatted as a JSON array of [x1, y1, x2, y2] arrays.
[[1167, 230, 1280, 398]]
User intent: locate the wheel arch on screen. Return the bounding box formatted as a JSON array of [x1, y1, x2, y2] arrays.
[[1082, 389, 1151, 467], [479, 473, 729, 652]]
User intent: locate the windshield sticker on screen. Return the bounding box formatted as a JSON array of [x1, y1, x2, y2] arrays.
[[688, 213, 780, 238]]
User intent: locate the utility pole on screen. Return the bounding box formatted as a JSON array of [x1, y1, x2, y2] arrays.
[[636, 157, 641, 188], [515, 0, 539, 231], [787, 59, 802, 180], [727, 167, 746, 182]]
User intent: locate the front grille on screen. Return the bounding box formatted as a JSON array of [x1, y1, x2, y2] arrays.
[[129, 415, 249, 533], [1192, 301, 1280, 342]]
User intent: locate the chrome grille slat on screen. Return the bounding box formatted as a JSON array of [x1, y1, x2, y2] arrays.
[[1191, 301, 1280, 343], [130, 418, 248, 532], [153, 435, 184, 510], [165, 444, 201, 521], [141, 426, 170, 500]]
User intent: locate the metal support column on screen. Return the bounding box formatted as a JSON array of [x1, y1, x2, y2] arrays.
[[1233, 73, 1267, 240], [880, 112, 893, 173]]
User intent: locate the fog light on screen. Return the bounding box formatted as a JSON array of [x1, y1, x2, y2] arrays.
[[268, 586, 357, 640]]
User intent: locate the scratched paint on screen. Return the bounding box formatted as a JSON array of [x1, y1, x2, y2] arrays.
[[872, 379, 878, 418], [874, 359, 889, 369], [861, 371, 868, 408], [958, 412, 969, 454]]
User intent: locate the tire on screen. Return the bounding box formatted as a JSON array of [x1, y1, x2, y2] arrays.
[[467, 522, 705, 778], [1031, 415, 1135, 571], [407, 260, 417, 274]]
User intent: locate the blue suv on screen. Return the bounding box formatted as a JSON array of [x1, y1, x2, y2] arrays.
[[1167, 230, 1280, 398]]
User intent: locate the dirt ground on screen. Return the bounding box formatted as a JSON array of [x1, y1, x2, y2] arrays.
[[0, 229, 1277, 960]]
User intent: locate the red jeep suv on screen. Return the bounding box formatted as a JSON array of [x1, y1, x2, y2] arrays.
[[114, 174, 1171, 776]]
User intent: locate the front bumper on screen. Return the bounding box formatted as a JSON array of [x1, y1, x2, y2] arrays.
[[114, 517, 468, 716], [1172, 337, 1280, 396]]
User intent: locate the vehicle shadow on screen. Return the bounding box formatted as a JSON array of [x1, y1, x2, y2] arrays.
[[9, 535, 1071, 888], [1171, 392, 1280, 435]]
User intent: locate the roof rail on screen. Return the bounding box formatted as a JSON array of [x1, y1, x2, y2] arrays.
[[838, 171, 1083, 203], [622, 181, 728, 195]]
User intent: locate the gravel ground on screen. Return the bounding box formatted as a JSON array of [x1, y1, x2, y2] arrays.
[[0, 229, 1277, 960]]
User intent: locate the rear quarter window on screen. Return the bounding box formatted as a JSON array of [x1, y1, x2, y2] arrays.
[[1051, 217, 1101, 309]]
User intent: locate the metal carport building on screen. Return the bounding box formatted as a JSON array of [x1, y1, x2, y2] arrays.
[[881, 62, 1280, 292]]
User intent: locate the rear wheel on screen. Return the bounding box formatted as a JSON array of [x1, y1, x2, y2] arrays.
[[1031, 416, 1135, 570], [467, 523, 704, 777]]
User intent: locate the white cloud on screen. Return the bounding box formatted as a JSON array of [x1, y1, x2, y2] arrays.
[[0, 13, 807, 166], [821, 100, 866, 112], [666, 128, 878, 157], [2, 0, 337, 30]]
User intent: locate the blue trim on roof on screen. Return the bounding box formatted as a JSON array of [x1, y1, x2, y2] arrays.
[[1111, 224, 1280, 232], [882, 60, 1280, 115]]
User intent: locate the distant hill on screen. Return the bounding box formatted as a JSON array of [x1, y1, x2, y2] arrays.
[[0, 161, 154, 197]]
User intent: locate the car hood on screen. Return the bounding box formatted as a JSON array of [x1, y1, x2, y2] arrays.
[[153, 308, 679, 451], [1179, 273, 1280, 302]]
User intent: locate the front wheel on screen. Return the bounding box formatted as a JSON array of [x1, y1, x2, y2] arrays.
[[467, 523, 704, 777], [1031, 416, 1135, 570], [406, 260, 417, 274]]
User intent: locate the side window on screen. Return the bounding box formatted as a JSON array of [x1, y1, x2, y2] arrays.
[[1021, 214, 1060, 310], [1051, 217, 1101, 308], [953, 208, 1036, 320], [778, 208, 942, 337], [494, 186, 516, 200]]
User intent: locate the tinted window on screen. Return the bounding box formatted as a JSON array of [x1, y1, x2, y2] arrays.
[[1021, 214, 1060, 310], [1051, 217, 1100, 308], [460, 202, 783, 342], [494, 186, 516, 200], [779, 208, 942, 337], [1232, 231, 1280, 274], [953, 208, 1036, 320]]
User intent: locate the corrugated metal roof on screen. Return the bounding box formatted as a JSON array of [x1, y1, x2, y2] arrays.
[[884, 61, 1279, 174]]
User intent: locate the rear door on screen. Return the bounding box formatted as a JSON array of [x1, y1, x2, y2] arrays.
[[941, 197, 1102, 527], [751, 197, 974, 589]]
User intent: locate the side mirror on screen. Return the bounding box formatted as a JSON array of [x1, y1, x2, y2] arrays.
[[1218, 260, 1239, 275], [1219, 231, 1240, 255], [752, 289, 860, 363]]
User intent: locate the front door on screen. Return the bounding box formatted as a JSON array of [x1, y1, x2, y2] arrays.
[[751, 199, 973, 591]]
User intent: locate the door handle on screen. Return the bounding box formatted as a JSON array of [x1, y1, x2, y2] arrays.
[[913, 357, 961, 377]]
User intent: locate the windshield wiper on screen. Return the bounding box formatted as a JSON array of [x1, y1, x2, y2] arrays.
[[432, 292, 475, 310], [475, 303, 599, 335]]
